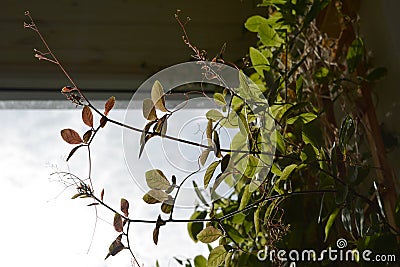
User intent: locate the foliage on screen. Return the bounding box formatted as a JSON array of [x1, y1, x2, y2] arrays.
[[23, 1, 400, 266]]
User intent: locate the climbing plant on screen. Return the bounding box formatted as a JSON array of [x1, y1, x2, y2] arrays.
[[24, 0, 399, 266]]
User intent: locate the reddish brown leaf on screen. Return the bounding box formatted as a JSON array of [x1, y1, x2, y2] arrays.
[[153, 226, 160, 245], [100, 117, 107, 128], [61, 86, 76, 93], [120, 198, 129, 217], [104, 234, 125, 260], [113, 213, 123, 232], [61, 129, 83, 144], [66, 145, 83, 161], [82, 105, 94, 127], [104, 96, 116, 116], [100, 189, 105, 202]]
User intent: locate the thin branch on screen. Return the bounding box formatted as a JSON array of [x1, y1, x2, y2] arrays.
[[126, 221, 141, 267]]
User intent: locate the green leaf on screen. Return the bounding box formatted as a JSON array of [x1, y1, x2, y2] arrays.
[[271, 130, 285, 154], [339, 115, 355, 153], [244, 15, 268, 32], [197, 226, 223, 243], [221, 154, 231, 173], [280, 164, 297, 180], [243, 155, 259, 179], [366, 67, 387, 82], [194, 255, 207, 267], [325, 207, 340, 242], [231, 96, 245, 113], [213, 131, 222, 158], [300, 143, 317, 163], [258, 24, 284, 47], [313, 67, 330, 83], [254, 205, 262, 234], [214, 93, 226, 107], [206, 119, 213, 144], [204, 161, 220, 188], [193, 181, 209, 207], [250, 47, 269, 76], [346, 37, 364, 73], [206, 110, 224, 122], [188, 211, 207, 242], [207, 245, 227, 267], [238, 185, 252, 210], [302, 120, 323, 148], [224, 252, 233, 267], [286, 112, 317, 124], [237, 113, 250, 136], [145, 169, 171, 190], [260, 0, 286, 7], [223, 224, 245, 243], [151, 80, 168, 112], [335, 184, 348, 204], [296, 75, 303, 101]]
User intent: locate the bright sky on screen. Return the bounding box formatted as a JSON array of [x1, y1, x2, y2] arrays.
[[0, 108, 215, 267]]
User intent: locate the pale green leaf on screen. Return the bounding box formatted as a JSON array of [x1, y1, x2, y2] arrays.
[[238, 185, 252, 210], [204, 161, 220, 188], [143, 189, 169, 204], [197, 226, 223, 243], [206, 109, 224, 122], [145, 169, 171, 190], [151, 80, 168, 112], [188, 211, 207, 242], [207, 245, 227, 267], [258, 24, 284, 47], [250, 47, 269, 76], [280, 164, 297, 180], [142, 98, 157, 121], [324, 207, 340, 242], [346, 37, 364, 73], [193, 181, 209, 207], [244, 15, 268, 32], [214, 93, 226, 107]]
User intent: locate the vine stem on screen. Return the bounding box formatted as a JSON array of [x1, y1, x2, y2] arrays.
[[90, 189, 336, 225], [23, 11, 295, 161], [126, 221, 141, 267]]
